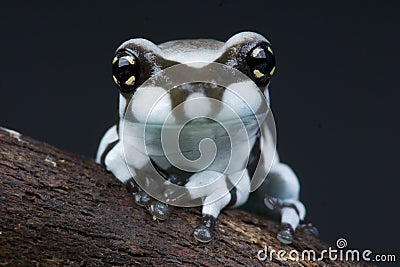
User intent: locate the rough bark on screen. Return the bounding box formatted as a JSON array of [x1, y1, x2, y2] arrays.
[[0, 127, 373, 266]]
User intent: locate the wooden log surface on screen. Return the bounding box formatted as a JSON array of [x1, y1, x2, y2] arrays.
[[0, 127, 373, 266]]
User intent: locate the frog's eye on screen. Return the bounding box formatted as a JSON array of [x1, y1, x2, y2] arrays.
[[246, 43, 276, 85], [112, 49, 140, 93]]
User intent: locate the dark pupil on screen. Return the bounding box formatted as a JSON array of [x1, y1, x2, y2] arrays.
[[112, 53, 139, 86], [114, 57, 132, 81], [248, 45, 276, 82]]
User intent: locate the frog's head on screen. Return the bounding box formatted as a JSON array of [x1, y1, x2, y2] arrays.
[[112, 32, 276, 124]]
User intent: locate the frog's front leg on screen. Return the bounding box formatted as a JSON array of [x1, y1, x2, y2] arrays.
[[184, 170, 250, 243], [263, 161, 318, 244], [97, 133, 154, 207], [96, 126, 170, 219]]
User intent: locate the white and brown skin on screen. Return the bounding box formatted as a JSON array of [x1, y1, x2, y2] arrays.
[[96, 32, 317, 244]]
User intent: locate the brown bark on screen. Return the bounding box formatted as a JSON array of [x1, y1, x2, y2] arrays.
[[0, 127, 373, 266]]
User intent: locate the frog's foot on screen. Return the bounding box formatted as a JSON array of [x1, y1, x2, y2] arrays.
[[134, 191, 153, 207], [298, 222, 319, 236], [149, 201, 170, 221], [193, 215, 216, 243], [277, 223, 318, 244], [126, 177, 171, 220], [125, 177, 152, 207], [277, 223, 294, 244], [264, 195, 306, 245]]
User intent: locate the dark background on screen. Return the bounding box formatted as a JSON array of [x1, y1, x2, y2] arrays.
[[1, 0, 399, 259]]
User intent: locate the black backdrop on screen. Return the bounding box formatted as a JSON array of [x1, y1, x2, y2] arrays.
[[1, 1, 399, 257]]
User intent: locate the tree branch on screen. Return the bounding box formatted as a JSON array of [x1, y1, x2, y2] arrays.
[[0, 127, 372, 266]]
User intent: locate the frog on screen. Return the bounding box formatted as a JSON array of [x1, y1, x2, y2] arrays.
[[96, 31, 317, 244]]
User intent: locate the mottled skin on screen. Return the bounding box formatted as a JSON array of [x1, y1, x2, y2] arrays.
[[96, 32, 317, 244]]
